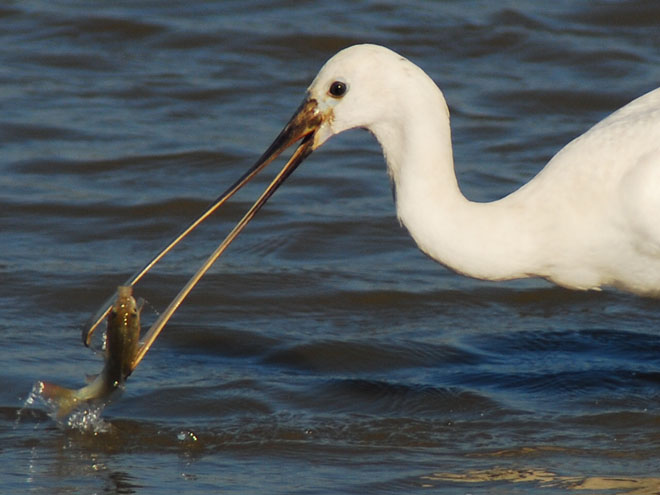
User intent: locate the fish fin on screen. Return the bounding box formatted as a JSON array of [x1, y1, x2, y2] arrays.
[[38, 381, 80, 419]]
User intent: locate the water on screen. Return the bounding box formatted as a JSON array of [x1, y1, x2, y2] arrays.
[[1, 1, 659, 493]]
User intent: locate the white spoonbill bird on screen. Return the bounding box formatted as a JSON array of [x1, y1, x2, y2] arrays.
[[262, 44, 660, 296], [86, 43, 660, 353]]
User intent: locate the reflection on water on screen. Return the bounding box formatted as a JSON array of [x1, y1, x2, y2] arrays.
[[1, 0, 659, 493], [424, 468, 660, 495], [21, 429, 142, 495]]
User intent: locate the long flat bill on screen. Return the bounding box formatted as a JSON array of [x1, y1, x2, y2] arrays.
[[130, 134, 315, 371]]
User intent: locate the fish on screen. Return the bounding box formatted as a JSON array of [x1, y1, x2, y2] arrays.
[[38, 285, 141, 420]]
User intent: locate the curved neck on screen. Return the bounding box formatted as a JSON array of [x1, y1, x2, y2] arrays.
[[369, 81, 540, 282]]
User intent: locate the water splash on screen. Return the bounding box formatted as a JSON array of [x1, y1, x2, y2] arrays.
[[177, 430, 199, 442], [64, 404, 110, 433], [15, 383, 42, 428], [21, 381, 112, 433]]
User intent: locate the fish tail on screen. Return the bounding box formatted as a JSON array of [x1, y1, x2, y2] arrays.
[[38, 381, 81, 419]]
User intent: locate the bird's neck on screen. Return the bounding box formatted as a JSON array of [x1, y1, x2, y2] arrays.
[[370, 85, 540, 282]]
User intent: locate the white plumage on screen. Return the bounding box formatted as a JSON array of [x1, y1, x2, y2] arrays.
[[306, 44, 660, 296]]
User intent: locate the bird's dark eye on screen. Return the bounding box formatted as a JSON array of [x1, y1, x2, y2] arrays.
[[329, 80, 347, 98]]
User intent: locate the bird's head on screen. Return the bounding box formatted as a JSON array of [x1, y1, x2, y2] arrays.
[[248, 44, 415, 189]]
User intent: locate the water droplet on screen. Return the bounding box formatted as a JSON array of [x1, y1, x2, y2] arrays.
[[177, 430, 198, 442]]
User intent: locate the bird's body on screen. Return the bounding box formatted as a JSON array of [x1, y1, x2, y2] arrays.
[[306, 45, 660, 296]]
